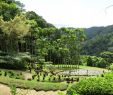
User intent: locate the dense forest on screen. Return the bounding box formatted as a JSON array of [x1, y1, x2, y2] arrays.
[[82, 25, 113, 55], [0, 0, 113, 70], [0, 0, 85, 70]]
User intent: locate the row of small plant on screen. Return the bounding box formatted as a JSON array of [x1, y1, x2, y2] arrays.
[[30, 72, 80, 83], [0, 69, 80, 83], [0, 69, 80, 84], [0, 70, 24, 79], [0, 76, 68, 91], [55, 65, 79, 70]]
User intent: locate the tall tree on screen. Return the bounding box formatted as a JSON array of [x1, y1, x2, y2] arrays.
[[0, 14, 29, 52], [0, 0, 24, 21], [26, 11, 55, 28]]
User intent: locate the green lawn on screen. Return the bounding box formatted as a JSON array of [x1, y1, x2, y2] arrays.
[[54, 64, 108, 71]]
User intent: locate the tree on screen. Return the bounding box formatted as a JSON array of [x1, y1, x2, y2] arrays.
[[26, 11, 55, 28], [60, 28, 85, 67], [0, 14, 29, 52], [100, 51, 113, 63], [87, 56, 93, 66], [0, 0, 24, 21]]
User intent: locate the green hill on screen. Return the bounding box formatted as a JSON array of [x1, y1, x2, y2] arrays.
[[82, 25, 113, 55]]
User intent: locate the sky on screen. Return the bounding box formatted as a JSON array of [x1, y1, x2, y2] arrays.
[[19, 0, 113, 28]]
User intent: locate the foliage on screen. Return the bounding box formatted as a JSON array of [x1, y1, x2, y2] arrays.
[[0, 52, 31, 70], [109, 63, 113, 71], [0, 76, 68, 91], [0, 0, 85, 71], [0, 14, 29, 38], [82, 25, 113, 55], [103, 72, 113, 78], [44, 64, 57, 75], [26, 11, 55, 28], [80, 55, 89, 65], [10, 84, 17, 95], [0, 0, 23, 21], [67, 77, 113, 95], [86, 56, 108, 68], [0, 15, 30, 53], [0, 69, 24, 79], [58, 92, 66, 95], [100, 51, 113, 63]]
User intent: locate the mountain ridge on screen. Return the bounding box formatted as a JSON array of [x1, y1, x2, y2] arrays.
[[82, 25, 113, 55]]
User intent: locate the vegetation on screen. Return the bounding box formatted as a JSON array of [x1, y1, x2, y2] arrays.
[[0, 76, 68, 91], [10, 85, 17, 95], [0, 0, 85, 71], [0, 0, 113, 95], [82, 25, 113, 56], [67, 73, 113, 95]]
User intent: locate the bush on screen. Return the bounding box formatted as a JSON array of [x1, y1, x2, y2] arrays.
[[87, 56, 107, 68], [4, 71, 7, 76], [0, 53, 31, 70], [10, 85, 17, 95], [67, 77, 113, 95], [0, 72, 2, 76], [103, 72, 113, 79], [109, 63, 113, 71]]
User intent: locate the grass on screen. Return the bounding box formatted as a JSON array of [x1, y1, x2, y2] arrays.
[[0, 76, 68, 91], [54, 64, 79, 68], [0, 69, 75, 83], [0, 65, 108, 92], [54, 64, 108, 71], [79, 65, 109, 73], [0, 83, 66, 95], [0, 69, 68, 90]]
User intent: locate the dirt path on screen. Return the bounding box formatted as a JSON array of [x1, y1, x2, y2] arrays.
[[0, 84, 11, 95], [0, 84, 65, 95]]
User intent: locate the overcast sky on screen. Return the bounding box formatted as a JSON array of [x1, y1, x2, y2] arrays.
[[19, 0, 113, 28]]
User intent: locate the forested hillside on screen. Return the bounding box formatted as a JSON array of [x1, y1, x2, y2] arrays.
[[1, 0, 113, 95], [0, 0, 85, 70], [82, 25, 113, 55]]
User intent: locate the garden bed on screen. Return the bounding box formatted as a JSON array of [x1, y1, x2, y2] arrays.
[[0, 76, 68, 91]]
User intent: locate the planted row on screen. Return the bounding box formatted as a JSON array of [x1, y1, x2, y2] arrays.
[[0, 70, 23, 79]]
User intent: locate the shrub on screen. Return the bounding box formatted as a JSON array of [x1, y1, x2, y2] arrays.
[[43, 77, 45, 81], [10, 85, 17, 95], [48, 77, 51, 81], [103, 72, 113, 79], [4, 71, 7, 76], [87, 56, 108, 68], [32, 75, 37, 80], [58, 75, 61, 81], [0, 72, 2, 76], [109, 63, 113, 71], [0, 53, 30, 70], [37, 78, 40, 81], [8, 71, 15, 78], [67, 77, 113, 95], [53, 77, 56, 81]]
